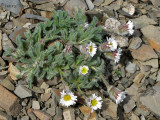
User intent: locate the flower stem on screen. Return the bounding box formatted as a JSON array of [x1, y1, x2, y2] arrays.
[[100, 74, 110, 88], [58, 68, 67, 89]]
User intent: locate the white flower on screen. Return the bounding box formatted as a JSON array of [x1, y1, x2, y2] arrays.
[[106, 37, 117, 51], [86, 94, 103, 111], [87, 42, 97, 57], [127, 21, 134, 35], [114, 48, 122, 63], [108, 86, 126, 104], [60, 90, 77, 107], [79, 65, 89, 75], [84, 23, 89, 28]]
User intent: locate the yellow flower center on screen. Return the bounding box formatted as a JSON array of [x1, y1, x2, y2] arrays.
[[64, 95, 71, 101], [108, 42, 113, 46], [91, 99, 97, 106], [89, 46, 93, 52], [81, 67, 88, 74]]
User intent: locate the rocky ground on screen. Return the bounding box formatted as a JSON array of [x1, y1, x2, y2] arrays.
[[0, 0, 160, 120]]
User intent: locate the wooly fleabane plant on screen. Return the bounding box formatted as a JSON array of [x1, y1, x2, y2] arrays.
[[4, 10, 121, 92]]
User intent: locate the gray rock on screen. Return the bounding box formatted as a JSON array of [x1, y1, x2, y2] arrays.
[[150, 0, 160, 7], [35, 2, 56, 11], [63, 108, 75, 120], [141, 25, 160, 53], [32, 101, 40, 110], [131, 113, 139, 120], [93, 0, 104, 6], [125, 62, 137, 73], [2, 34, 15, 52], [0, 0, 23, 15], [14, 85, 32, 99], [32, 86, 44, 93], [112, 35, 129, 47], [121, 66, 126, 77], [0, 11, 7, 20], [129, 37, 142, 50], [21, 116, 29, 120], [23, 14, 48, 21], [123, 99, 136, 113], [140, 87, 160, 116], [40, 82, 49, 90], [0, 76, 15, 91], [63, 0, 87, 16], [157, 70, 160, 82], [134, 105, 150, 117], [0, 57, 6, 67], [139, 59, 158, 68], [132, 15, 156, 29], [28, 0, 53, 4], [0, 30, 2, 55], [4, 22, 13, 30], [86, 0, 94, 10], [53, 107, 62, 120], [101, 0, 115, 6], [0, 111, 10, 120], [46, 107, 56, 116]]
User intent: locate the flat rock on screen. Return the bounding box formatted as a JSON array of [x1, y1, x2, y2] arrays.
[[35, 2, 56, 11], [2, 33, 15, 52], [86, 0, 94, 10], [0, 76, 15, 91], [125, 83, 140, 101], [93, 0, 104, 6], [0, 85, 22, 116], [150, 0, 160, 7], [28, 0, 53, 4], [23, 14, 48, 21], [139, 59, 158, 68], [40, 82, 49, 90], [125, 62, 137, 74], [53, 107, 62, 120], [101, 98, 118, 119], [141, 25, 160, 53], [14, 85, 32, 99], [123, 99, 136, 113], [112, 35, 129, 47], [63, 0, 87, 16], [8, 62, 20, 80], [63, 108, 75, 120], [21, 116, 29, 120], [131, 44, 158, 61], [140, 86, 160, 116], [101, 0, 115, 6], [0, 111, 10, 120], [40, 11, 52, 19], [0, 11, 7, 20], [32, 86, 44, 93], [46, 107, 56, 116], [129, 37, 142, 50], [4, 22, 14, 30], [0, 0, 23, 15], [131, 113, 140, 120], [157, 70, 160, 82], [33, 110, 51, 120], [133, 73, 144, 84], [9, 26, 28, 44], [132, 15, 156, 29], [0, 30, 2, 55], [32, 101, 40, 110]]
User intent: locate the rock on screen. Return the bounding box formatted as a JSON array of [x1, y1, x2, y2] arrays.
[[13, 16, 33, 27], [139, 59, 158, 68], [101, 0, 115, 6], [0, 85, 22, 117], [131, 44, 158, 62], [157, 70, 160, 82], [141, 25, 160, 53], [21, 116, 29, 120], [32, 86, 44, 93], [27, 108, 37, 120], [0, 0, 23, 15], [121, 66, 126, 77], [46, 107, 56, 116], [122, 3, 135, 16], [132, 15, 156, 29], [140, 86, 160, 116], [130, 0, 138, 3], [101, 98, 118, 119], [14, 85, 32, 99], [133, 73, 144, 84], [134, 105, 150, 117], [33, 110, 51, 120], [53, 107, 62, 120], [0, 11, 7, 20], [63, 0, 87, 16], [63, 108, 75, 120], [93, 0, 104, 6], [123, 99, 136, 113], [27, 0, 53, 4], [131, 113, 140, 120], [0, 30, 2, 55], [4, 22, 14, 30], [0, 76, 15, 91], [8, 62, 20, 80], [125, 84, 139, 101], [129, 37, 142, 50], [112, 35, 129, 47], [0, 111, 10, 120], [104, 18, 121, 30], [40, 11, 52, 19], [79, 105, 91, 115], [9, 26, 28, 44], [35, 2, 56, 11], [41, 93, 51, 102], [32, 101, 40, 110], [23, 14, 48, 21], [40, 82, 49, 90], [2, 33, 15, 51], [125, 62, 137, 74], [0, 57, 6, 67], [150, 0, 160, 7], [86, 0, 94, 10]]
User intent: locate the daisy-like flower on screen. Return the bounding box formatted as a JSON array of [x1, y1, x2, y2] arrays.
[[79, 65, 89, 75], [84, 23, 89, 28], [86, 42, 97, 57], [108, 86, 126, 104], [86, 94, 103, 111], [106, 37, 117, 51], [114, 48, 122, 63], [60, 90, 77, 107], [127, 21, 134, 35]]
